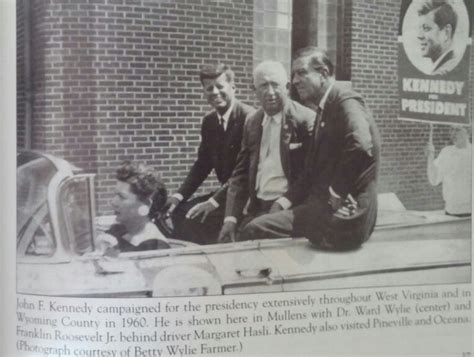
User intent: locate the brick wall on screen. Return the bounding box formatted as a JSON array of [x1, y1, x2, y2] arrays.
[[340, 0, 352, 80], [26, 0, 255, 214], [18, 0, 471, 213], [350, 0, 470, 210], [16, 0, 26, 149]]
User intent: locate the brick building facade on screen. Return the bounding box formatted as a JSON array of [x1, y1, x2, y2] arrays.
[[17, 0, 472, 214]]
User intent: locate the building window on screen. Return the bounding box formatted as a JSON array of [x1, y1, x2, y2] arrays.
[[254, 0, 293, 74], [317, 0, 351, 81], [292, 0, 351, 81]]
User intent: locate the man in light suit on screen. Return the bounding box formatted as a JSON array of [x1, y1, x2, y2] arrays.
[[218, 61, 315, 243], [240, 47, 380, 250], [164, 64, 254, 244]]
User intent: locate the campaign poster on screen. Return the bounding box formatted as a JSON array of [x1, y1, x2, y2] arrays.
[[398, 0, 472, 125]]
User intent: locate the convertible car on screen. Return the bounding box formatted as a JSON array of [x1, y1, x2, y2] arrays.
[[17, 151, 471, 297]]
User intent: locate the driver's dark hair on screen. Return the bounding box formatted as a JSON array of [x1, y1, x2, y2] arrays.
[[199, 63, 235, 85], [116, 161, 167, 207], [293, 46, 335, 76], [418, 0, 457, 36]]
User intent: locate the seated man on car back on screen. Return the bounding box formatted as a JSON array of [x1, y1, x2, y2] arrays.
[[218, 61, 315, 243], [164, 64, 254, 244]]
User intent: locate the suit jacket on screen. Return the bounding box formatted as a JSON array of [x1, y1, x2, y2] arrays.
[[284, 83, 380, 206], [177, 100, 254, 206], [285, 84, 380, 248], [432, 49, 457, 76], [226, 100, 315, 219]]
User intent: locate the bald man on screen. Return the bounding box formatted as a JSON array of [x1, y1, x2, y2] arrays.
[[218, 61, 315, 243]]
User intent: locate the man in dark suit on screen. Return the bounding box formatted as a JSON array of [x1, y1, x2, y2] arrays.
[[240, 47, 380, 250], [417, 0, 459, 75], [165, 64, 254, 244], [218, 61, 315, 243]]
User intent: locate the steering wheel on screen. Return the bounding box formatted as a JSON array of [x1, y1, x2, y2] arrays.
[[152, 210, 174, 238]]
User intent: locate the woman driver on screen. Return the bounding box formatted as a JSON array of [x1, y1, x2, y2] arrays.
[[97, 161, 170, 252]]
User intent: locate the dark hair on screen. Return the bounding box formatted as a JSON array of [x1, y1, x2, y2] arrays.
[[293, 46, 335, 76], [116, 161, 167, 205], [199, 63, 235, 85], [418, 0, 457, 36]]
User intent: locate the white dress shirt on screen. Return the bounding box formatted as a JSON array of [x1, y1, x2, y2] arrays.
[[216, 101, 234, 131], [256, 112, 288, 201], [433, 143, 472, 214], [224, 111, 289, 224]]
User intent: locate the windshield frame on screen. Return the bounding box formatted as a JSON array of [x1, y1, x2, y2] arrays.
[[17, 152, 75, 263], [57, 174, 97, 256]]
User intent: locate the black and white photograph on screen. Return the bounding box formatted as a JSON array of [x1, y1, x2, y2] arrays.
[[15, 0, 471, 299], [4, 0, 472, 355], [401, 0, 470, 75]]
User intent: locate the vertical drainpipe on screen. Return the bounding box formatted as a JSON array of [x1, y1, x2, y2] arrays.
[[23, 0, 32, 150]]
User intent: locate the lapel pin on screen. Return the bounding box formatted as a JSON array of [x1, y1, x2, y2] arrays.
[[321, 122, 325, 128]]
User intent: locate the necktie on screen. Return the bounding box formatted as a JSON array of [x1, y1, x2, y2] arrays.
[[304, 108, 322, 180], [256, 116, 273, 192], [217, 116, 226, 176], [219, 116, 225, 132], [262, 116, 274, 159], [313, 107, 323, 142]]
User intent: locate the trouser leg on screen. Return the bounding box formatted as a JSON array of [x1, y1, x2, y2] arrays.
[[239, 181, 377, 250], [239, 209, 295, 240], [171, 195, 207, 241], [178, 207, 224, 244], [171, 194, 225, 245], [297, 182, 378, 250]]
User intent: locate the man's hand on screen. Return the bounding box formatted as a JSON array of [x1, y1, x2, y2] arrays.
[[186, 201, 216, 223], [164, 196, 181, 215], [328, 191, 342, 212], [218, 221, 237, 243], [335, 194, 358, 217], [269, 202, 283, 213]]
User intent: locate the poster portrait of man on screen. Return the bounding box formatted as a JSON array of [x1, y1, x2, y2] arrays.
[[401, 0, 470, 75]]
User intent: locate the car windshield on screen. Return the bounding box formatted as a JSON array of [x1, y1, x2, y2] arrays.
[[60, 176, 95, 255], [17, 153, 58, 255]]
